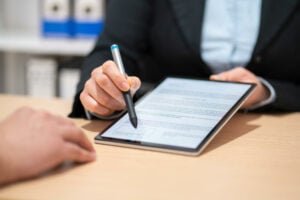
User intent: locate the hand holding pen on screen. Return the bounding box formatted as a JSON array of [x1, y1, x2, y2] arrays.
[[111, 44, 138, 128], [80, 45, 141, 122]]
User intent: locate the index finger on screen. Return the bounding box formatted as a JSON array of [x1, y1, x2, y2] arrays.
[[101, 60, 130, 91], [60, 125, 95, 153]]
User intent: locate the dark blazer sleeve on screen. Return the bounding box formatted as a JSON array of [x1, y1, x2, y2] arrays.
[[247, 1, 300, 112], [69, 0, 153, 118], [264, 79, 300, 111]]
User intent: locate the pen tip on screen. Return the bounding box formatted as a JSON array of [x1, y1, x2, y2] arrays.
[[131, 117, 138, 128]]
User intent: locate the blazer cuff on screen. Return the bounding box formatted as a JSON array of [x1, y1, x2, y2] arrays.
[[247, 77, 276, 110], [85, 109, 125, 120]]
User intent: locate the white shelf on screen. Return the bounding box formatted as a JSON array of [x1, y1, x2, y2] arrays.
[[0, 0, 103, 95], [0, 31, 95, 56]]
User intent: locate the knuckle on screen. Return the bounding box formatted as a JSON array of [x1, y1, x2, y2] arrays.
[[79, 91, 86, 103], [91, 68, 98, 77], [91, 66, 102, 77], [84, 79, 91, 89], [83, 80, 94, 93], [100, 95, 111, 106], [97, 75, 109, 87], [80, 92, 90, 109], [102, 60, 113, 73], [89, 101, 99, 113], [91, 67, 102, 80], [103, 60, 114, 67]]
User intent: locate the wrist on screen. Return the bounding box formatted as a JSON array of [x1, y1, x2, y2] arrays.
[[85, 109, 125, 120], [0, 156, 13, 185], [246, 77, 276, 110], [0, 138, 10, 184], [257, 81, 270, 103], [0, 127, 19, 185]]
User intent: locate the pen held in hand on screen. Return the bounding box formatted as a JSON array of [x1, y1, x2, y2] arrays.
[[111, 44, 138, 128]]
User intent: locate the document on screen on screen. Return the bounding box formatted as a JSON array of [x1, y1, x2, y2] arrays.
[[95, 77, 255, 155]]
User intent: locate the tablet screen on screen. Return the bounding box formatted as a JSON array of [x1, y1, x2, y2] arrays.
[[95, 77, 255, 155]]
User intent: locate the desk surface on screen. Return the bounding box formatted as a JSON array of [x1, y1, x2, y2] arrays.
[[0, 94, 299, 200]]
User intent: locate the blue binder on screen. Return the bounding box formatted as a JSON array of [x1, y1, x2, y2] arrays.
[[42, 0, 73, 38], [73, 0, 105, 38]]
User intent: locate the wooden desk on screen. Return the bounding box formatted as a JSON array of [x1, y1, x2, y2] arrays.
[[0, 94, 299, 200]]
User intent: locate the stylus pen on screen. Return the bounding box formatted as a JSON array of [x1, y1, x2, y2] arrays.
[[111, 44, 138, 128]]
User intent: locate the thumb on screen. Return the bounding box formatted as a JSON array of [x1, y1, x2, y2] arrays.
[[64, 143, 96, 163], [128, 76, 141, 95], [210, 74, 225, 81]]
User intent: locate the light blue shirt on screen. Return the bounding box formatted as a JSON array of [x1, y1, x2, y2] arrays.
[[201, 0, 275, 109], [201, 0, 262, 73]]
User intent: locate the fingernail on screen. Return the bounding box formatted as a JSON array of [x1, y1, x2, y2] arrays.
[[212, 75, 221, 80]]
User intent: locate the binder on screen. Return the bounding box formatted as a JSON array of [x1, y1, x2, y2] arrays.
[[26, 58, 57, 98], [58, 68, 80, 99], [73, 0, 105, 38], [41, 0, 73, 37]]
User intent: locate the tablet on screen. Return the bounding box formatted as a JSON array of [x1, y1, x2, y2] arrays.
[[95, 77, 256, 156]]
